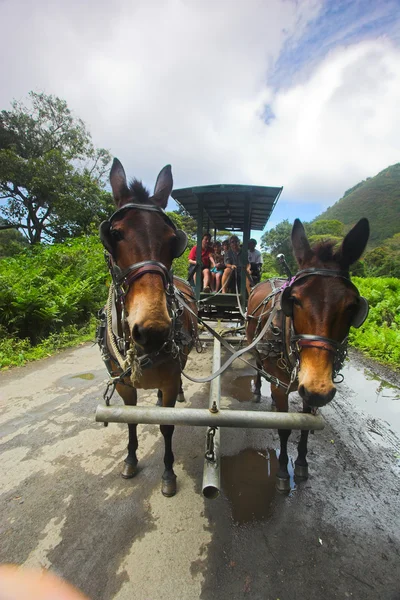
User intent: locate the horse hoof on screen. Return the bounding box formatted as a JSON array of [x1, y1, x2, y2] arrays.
[[177, 392, 185, 403], [276, 475, 290, 493], [253, 393, 261, 403], [294, 464, 309, 479], [161, 474, 177, 497], [121, 463, 138, 479]]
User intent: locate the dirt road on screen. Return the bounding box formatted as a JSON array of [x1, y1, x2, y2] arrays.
[[1, 343, 399, 600]]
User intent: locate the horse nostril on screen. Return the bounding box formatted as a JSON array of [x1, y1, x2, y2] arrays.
[[132, 324, 147, 346]]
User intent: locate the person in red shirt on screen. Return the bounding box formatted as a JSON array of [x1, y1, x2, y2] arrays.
[[188, 232, 212, 292]]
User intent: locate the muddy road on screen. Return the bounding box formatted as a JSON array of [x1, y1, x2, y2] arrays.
[[1, 343, 400, 600]]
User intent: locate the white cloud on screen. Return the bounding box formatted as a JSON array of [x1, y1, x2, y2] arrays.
[[1, 0, 399, 207], [261, 39, 400, 203]]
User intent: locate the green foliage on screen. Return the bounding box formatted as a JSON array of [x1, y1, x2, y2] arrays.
[[0, 217, 29, 256], [0, 91, 112, 244], [172, 248, 190, 280], [306, 219, 344, 237], [0, 234, 193, 369], [363, 233, 400, 278], [261, 219, 296, 274], [349, 277, 400, 368], [0, 236, 107, 351], [261, 252, 280, 279], [318, 163, 400, 247], [307, 234, 342, 246]]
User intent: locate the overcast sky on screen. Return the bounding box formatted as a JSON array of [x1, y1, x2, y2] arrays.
[[1, 0, 400, 232]]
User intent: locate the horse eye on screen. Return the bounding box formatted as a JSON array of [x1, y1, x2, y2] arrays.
[[291, 296, 302, 307], [111, 229, 124, 242]]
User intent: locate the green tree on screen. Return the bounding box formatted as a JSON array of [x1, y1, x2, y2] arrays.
[[363, 233, 400, 277], [261, 219, 296, 273], [0, 217, 29, 257], [307, 219, 344, 237], [261, 252, 280, 278], [0, 92, 112, 244]]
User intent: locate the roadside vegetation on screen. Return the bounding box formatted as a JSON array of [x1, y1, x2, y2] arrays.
[[0, 91, 399, 370]]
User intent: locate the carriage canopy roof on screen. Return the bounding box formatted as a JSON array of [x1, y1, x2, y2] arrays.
[[171, 184, 283, 232]]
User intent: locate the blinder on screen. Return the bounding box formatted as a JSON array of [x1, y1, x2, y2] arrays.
[[280, 285, 293, 318], [279, 269, 369, 329], [352, 295, 369, 329], [99, 202, 188, 259]]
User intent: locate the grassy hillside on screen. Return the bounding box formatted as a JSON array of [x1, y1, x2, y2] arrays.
[[318, 163, 400, 247]]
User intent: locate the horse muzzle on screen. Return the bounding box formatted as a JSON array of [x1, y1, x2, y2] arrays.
[[298, 384, 336, 407], [132, 323, 171, 354]]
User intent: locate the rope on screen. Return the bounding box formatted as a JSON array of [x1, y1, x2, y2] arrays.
[[106, 284, 142, 383]]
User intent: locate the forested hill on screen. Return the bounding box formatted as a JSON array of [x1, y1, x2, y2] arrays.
[[317, 163, 400, 247]]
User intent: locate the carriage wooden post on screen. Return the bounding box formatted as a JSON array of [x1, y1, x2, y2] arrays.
[[96, 181, 325, 498]]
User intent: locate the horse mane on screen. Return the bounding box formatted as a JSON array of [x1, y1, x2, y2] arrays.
[[128, 179, 150, 204]]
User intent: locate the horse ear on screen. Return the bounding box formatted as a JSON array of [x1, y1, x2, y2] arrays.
[[335, 218, 370, 268], [291, 219, 312, 266], [110, 158, 130, 204], [152, 165, 173, 209]]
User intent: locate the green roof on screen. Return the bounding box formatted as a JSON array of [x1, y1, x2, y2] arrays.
[[171, 184, 283, 231]]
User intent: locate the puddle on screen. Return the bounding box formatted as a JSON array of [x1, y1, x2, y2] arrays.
[[223, 374, 270, 402], [338, 362, 400, 436], [72, 373, 95, 381], [221, 448, 295, 525]]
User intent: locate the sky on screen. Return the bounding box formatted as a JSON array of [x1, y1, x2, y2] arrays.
[[1, 0, 400, 240]]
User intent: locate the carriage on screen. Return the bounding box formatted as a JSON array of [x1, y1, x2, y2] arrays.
[[96, 159, 370, 499], [171, 183, 283, 319]]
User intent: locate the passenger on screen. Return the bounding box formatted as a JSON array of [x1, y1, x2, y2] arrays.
[[221, 239, 229, 258], [248, 238, 262, 285], [210, 241, 225, 292], [188, 232, 212, 292], [222, 235, 251, 294]]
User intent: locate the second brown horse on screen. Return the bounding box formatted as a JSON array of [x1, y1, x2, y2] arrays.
[[246, 218, 369, 490]]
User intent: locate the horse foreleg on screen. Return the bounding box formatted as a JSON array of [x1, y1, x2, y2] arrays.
[[253, 359, 262, 402], [116, 384, 139, 479], [177, 378, 185, 403], [294, 403, 312, 480], [159, 378, 180, 497], [272, 385, 291, 493]]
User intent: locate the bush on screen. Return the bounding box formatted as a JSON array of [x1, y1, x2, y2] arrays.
[[349, 277, 400, 368], [0, 236, 107, 348]]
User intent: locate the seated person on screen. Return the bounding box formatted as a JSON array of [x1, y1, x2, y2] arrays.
[[248, 238, 262, 285], [210, 241, 225, 291], [222, 235, 251, 294], [221, 239, 230, 258], [188, 232, 212, 292]]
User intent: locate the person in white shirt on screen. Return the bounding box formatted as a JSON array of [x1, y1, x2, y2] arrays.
[[248, 238, 262, 285]]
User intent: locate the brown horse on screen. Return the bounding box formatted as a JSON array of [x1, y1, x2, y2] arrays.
[[98, 159, 198, 496], [246, 218, 369, 491]]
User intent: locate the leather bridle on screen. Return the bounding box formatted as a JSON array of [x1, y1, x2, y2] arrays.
[[280, 268, 369, 384]]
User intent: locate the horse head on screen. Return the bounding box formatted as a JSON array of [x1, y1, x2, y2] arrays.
[[100, 158, 187, 354], [283, 218, 370, 407]]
